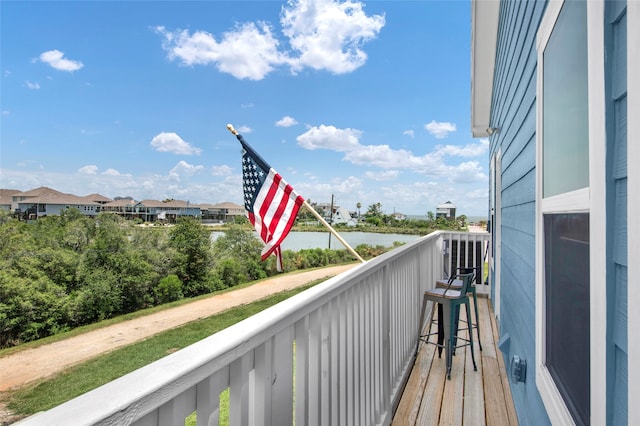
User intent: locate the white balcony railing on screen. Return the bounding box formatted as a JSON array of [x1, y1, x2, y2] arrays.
[[18, 231, 489, 426]]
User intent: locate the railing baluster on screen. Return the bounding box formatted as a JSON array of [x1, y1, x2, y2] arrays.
[[308, 308, 321, 425], [337, 293, 348, 425], [229, 352, 254, 426], [158, 387, 195, 426], [294, 317, 309, 425], [272, 327, 294, 426], [196, 367, 229, 426], [253, 338, 271, 426]]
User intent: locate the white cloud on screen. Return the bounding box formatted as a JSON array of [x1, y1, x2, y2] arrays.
[[169, 160, 204, 181], [364, 170, 399, 181], [38, 50, 84, 72], [155, 22, 284, 80], [211, 165, 233, 176], [403, 129, 414, 138], [345, 144, 433, 169], [331, 175, 362, 193], [425, 120, 456, 139], [156, 0, 384, 80], [465, 188, 489, 200], [150, 132, 202, 155], [276, 116, 298, 127], [281, 0, 385, 74], [2, 110, 10, 116], [78, 165, 98, 174], [237, 125, 252, 134], [102, 168, 122, 176], [295, 124, 488, 179], [435, 139, 489, 157], [25, 81, 40, 89], [447, 161, 486, 183], [296, 124, 362, 152]]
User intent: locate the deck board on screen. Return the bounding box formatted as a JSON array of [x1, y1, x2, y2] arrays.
[[392, 297, 518, 426]]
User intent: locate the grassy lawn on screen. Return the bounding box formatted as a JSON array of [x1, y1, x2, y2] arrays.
[[5, 281, 320, 421], [0, 269, 316, 358]]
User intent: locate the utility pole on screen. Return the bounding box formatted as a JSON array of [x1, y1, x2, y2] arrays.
[[328, 194, 334, 249]]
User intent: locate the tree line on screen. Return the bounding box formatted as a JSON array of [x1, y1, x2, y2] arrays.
[[0, 210, 387, 348]]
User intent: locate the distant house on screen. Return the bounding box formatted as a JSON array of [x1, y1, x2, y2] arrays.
[[101, 199, 138, 218], [133, 199, 201, 223], [200, 202, 245, 223], [392, 212, 407, 221], [331, 206, 357, 226], [436, 201, 456, 220], [473, 0, 639, 424], [84, 193, 113, 205], [0, 189, 20, 211], [314, 202, 332, 219], [1, 186, 238, 224], [10, 186, 102, 219]]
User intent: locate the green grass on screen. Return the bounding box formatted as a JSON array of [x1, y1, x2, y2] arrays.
[[0, 267, 330, 358], [5, 281, 320, 418]]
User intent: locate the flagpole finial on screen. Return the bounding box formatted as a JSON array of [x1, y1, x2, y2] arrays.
[[226, 124, 238, 135]]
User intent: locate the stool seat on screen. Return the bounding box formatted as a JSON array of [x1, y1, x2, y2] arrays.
[[425, 287, 462, 299]]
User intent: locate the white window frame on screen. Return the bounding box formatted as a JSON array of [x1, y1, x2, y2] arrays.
[[535, 1, 607, 424]]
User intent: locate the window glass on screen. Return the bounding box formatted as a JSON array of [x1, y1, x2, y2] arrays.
[[543, 0, 589, 198], [544, 213, 590, 425]]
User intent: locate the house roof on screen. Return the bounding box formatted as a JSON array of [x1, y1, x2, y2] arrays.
[[0, 189, 20, 206], [437, 201, 456, 209], [11, 186, 100, 206], [15, 193, 101, 206], [0, 189, 21, 197], [84, 193, 113, 203], [103, 199, 137, 207], [15, 186, 64, 198], [471, 0, 501, 137], [214, 201, 244, 209], [137, 199, 199, 208]]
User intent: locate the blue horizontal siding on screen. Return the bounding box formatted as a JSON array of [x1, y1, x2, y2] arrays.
[[490, 0, 549, 424], [614, 264, 628, 352], [606, 2, 627, 424], [612, 348, 628, 425], [501, 168, 536, 209]]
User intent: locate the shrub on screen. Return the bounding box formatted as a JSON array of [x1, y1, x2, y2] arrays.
[[155, 274, 184, 304], [215, 258, 246, 288]]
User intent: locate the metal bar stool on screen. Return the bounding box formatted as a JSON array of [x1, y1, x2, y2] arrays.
[[417, 273, 477, 379], [435, 266, 482, 351]]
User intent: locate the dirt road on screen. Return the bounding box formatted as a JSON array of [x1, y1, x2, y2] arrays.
[[0, 264, 357, 393]]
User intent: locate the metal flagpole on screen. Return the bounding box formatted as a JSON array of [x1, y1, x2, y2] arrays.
[[226, 124, 366, 264]]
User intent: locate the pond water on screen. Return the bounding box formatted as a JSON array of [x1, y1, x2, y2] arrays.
[[210, 231, 421, 251]]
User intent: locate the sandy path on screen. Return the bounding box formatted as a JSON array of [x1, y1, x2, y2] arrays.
[[0, 264, 357, 393]]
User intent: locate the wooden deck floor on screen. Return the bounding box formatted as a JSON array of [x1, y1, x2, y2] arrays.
[[392, 296, 518, 425]]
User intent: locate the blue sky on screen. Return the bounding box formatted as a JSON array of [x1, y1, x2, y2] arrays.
[[1, 0, 488, 217]]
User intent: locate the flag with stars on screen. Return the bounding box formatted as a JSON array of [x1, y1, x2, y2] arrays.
[[237, 133, 304, 271]]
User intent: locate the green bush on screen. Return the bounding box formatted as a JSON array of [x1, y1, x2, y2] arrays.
[[0, 210, 403, 348], [215, 258, 246, 287], [155, 274, 183, 304], [0, 271, 70, 346]]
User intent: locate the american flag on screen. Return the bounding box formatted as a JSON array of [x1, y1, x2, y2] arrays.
[[237, 133, 304, 271]]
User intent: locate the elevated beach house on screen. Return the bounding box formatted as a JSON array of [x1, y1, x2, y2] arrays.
[[473, 0, 639, 424]]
